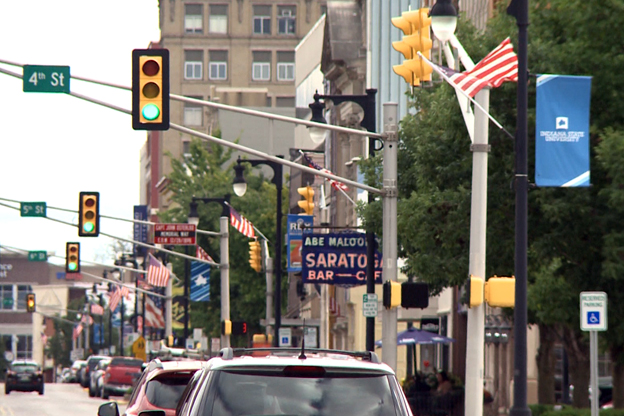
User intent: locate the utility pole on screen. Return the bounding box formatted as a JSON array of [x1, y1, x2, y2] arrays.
[[381, 102, 398, 370]]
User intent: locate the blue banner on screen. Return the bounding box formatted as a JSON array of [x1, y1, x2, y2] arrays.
[[133, 205, 149, 256], [286, 214, 313, 272], [190, 261, 210, 301], [301, 232, 382, 286], [535, 75, 592, 187]]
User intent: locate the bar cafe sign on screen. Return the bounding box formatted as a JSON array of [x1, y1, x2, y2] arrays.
[[301, 233, 382, 286]]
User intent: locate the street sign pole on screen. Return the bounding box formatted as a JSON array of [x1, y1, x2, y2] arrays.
[[580, 291, 607, 416]]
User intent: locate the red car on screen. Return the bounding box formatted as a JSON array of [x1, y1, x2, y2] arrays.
[[118, 359, 201, 416]]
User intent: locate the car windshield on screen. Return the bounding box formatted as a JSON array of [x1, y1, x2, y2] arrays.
[[208, 368, 397, 416], [146, 373, 195, 409], [11, 364, 38, 373]]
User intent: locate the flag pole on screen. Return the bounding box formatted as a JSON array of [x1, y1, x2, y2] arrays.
[[417, 52, 515, 140]]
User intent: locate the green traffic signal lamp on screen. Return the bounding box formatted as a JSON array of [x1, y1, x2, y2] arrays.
[[79, 192, 99, 237], [132, 49, 170, 131], [66, 242, 80, 273]]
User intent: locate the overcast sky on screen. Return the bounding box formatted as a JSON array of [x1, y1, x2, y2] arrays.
[[0, 1, 161, 266]]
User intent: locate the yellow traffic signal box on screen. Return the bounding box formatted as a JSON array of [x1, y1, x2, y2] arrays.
[[392, 8, 433, 86], [79, 191, 99, 237], [66, 242, 80, 274], [249, 240, 262, 272], [297, 186, 315, 215], [26, 293, 36, 313], [132, 49, 170, 130], [485, 276, 516, 308]]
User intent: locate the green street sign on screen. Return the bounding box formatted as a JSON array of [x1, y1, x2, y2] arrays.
[[20, 202, 46, 217], [3, 298, 13, 308], [28, 251, 48, 262], [23, 65, 70, 93]]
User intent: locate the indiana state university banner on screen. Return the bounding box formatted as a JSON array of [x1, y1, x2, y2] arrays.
[[535, 75, 592, 187]]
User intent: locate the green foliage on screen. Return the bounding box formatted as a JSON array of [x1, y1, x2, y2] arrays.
[[161, 138, 287, 345]]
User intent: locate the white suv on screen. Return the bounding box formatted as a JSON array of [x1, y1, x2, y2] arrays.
[[174, 347, 414, 416]]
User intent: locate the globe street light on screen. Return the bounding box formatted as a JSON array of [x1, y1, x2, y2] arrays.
[[233, 156, 284, 347], [429, 0, 458, 43]]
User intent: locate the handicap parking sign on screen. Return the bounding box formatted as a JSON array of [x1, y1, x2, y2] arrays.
[[580, 292, 607, 331]]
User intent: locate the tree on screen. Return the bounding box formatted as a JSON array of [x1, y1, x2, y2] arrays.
[[361, 0, 624, 407], [160, 138, 287, 346]]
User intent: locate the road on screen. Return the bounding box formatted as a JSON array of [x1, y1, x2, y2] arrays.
[[0, 382, 128, 416]]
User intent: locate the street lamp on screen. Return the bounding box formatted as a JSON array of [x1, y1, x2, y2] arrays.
[[428, 0, 458, 43], [188, 196, 231, 348], [307, 89, 379, 352], [233, 156, 283, 347]]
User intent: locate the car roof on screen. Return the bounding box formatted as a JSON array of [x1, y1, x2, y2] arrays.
[[10, 360, 39, 366], [144, 359, 203, 380], [204, 348, 394, 374]]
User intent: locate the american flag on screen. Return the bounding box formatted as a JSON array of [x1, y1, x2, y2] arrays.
[[72, 324, 83, 340], [90, 303, 104, 316], [436, 66, 491, 98], [137, 315, 143, 333], [301, 153, 349, 192], [41, 331, 48, 346], [144, 295, 165, 329], [229, 205, 256, 238], [197, 246, 215, 263], [468, 37, 518, 89], [109, 285, 129, 312], [147, 253, 170, 287]]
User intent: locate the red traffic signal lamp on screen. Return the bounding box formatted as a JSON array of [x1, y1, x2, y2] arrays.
[[79, 192, 99, 237], [66, 242, 80, 273], [132, 49, 170, 131], [26, 293, 36, 313]]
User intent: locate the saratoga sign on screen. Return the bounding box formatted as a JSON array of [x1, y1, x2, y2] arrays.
[[301, 233, 383, 286]]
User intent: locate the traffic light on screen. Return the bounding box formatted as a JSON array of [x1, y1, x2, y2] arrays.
[[392, 8, 433, 86], [466, 275, 484, 307], [232, 321, 248, 335], [485, 276, 515, 308], [65, 242, 80, 273], [401, 282, 429, 309], [249, 239, 262, 272], [297, 186, 314, 215], [221, 319, 232, 336], [382, 281, 401, 309], [78, 192, 100, 237], [26, 293, 36, 313], [132, 49, 170, 131]]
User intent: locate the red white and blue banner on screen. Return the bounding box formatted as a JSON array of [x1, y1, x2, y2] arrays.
[[190, 261, 210, 301], [535, 75, 592, 187], [286, 214, 313, 272], [301, 232, 382, 286]]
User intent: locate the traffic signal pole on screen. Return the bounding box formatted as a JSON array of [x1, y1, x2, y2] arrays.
[[220, 216, 231, 348]]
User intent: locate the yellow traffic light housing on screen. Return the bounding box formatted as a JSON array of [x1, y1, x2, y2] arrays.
[[132, 49, 170, 130], [297, 186, 315, 215], [249, 239, 263, 272], [221, 319, 232, 335], [485, 276, 516, 308], [79, 191, 100, 237], [66, 242, 80, 274], [466, 275, 484, 307], [382, 281, 402, 309], [392, 8, 433, 86], [26, 293, 36, 313]]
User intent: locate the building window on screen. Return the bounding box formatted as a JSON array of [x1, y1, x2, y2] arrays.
[[277, 6, 296, 35], [17, 285, 29, 310], [277, 51, 295, 81], [276, 96, 295, 107], [184, 96, 203, 126], [1, 285, 12, 311], [209, 50, 228, 80], [252, 51, 271, 81], [209, 4, 228, 34], [17, 335, 32, 360], [320, 4, 327, 16], [185, 4, 203, 33], [184, 50, 203, 80], [253, 5, 271, 34]]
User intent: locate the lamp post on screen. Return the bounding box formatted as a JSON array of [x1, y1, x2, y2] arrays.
[[188, 196, 231, 348], [233, 156, 283, 347], [307, 89, 378, 352], [507, 1, 530, 416]]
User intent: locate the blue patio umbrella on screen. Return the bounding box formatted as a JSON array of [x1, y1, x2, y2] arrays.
[[375, 327, 455, 347]]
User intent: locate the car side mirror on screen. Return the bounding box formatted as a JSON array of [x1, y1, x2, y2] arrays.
[[139, 411, 166, 416], [98, 402, 120, 416]]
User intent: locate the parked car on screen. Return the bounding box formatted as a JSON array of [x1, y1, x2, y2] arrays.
[[5, 360, 44, 395], [100, 357, 144, 399], [90, 358, 111, 397], [73, 360, 87, 385], [100, 358, 201, 416], [81, 355, 109, 389]]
